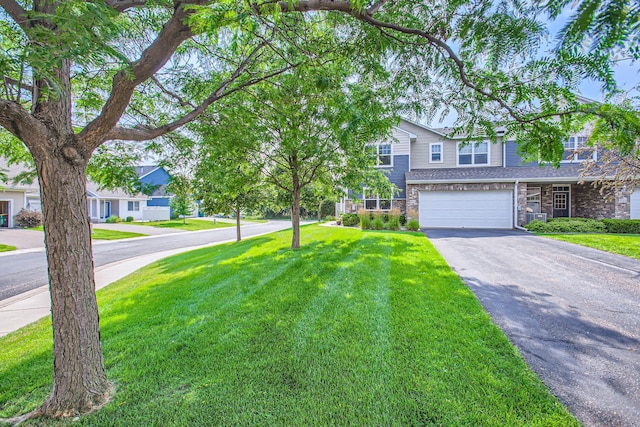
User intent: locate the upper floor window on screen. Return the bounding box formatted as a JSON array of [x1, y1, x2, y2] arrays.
[[430, 143, 443, 163], [562, 136, 595, 162], [128, 201, 140, 211], [373, 143, 392, 166], [457, 141, 489, 165]]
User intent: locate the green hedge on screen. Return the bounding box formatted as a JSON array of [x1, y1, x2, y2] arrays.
[[341, 214, 360, 227], [600, 219, 640, 234], [525, 218, 607, 233]]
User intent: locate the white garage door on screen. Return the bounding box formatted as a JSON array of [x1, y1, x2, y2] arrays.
[[419, 190, 513, 228], [631, 189, 640, 219]]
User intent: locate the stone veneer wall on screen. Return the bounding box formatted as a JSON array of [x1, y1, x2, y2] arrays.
[[573, 183, 615, 219]]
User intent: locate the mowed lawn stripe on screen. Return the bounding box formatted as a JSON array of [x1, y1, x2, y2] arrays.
[[0, 226, 578, 426]]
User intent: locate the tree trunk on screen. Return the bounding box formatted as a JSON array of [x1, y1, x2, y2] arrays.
[[291, 176, 301, 249], [235, 208, 241, 242], [34, 153, 111, 417]]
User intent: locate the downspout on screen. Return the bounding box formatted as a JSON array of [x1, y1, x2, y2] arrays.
[[514, 180, 527, 231]]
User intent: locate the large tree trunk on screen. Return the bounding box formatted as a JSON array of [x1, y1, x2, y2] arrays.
[[33, 148, 111, 418], [291, 176, 301, 249], [235, 208, 241, 242]]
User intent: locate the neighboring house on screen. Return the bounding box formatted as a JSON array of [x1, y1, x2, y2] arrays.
[[339, 118, 640, 228], [136, 165, 172, 208], [0, 163, 40, 228], [86, 181, 149, 222]]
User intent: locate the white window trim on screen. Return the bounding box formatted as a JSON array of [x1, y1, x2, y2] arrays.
[[128, 200, 140, 212], [362, 188, 392, 210], [374, 142, 393, 168], [456, 141, 490, 166], [429, 142, 443, 163], [561, 136, 597, 163]]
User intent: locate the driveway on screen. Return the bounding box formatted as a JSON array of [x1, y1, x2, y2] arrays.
[[424, 229, 640, 427]]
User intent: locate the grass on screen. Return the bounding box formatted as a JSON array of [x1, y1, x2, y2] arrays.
[[133, 218, 235, 231], [0, 226, 578, 426], [543, 233, 640, 260], [0, 244, 16, 252], [27, 226, 146, 241], [90, 229, 147, 240]]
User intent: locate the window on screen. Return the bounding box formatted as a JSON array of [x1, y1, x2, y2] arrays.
[[128, 201, 140, 211], [363, 190, 391, 210], [562, 136, 595, 162], [430, 143, 443, 163], [370, 143, 392, 166], [526, 187, 541, 213], [457, 141, 489, 165]]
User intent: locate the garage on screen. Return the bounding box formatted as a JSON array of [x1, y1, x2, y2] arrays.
[[631, 189, 640, 219], [419, 190, 513, 228]]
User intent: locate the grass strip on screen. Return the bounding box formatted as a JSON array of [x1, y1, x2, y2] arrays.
[[0, 226, 578, 426], [133, 219, 234, 231], [543, 233, 640, 260], [0, 244, 17, 252]]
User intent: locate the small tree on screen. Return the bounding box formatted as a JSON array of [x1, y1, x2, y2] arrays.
[[168, 175, 194, 224]]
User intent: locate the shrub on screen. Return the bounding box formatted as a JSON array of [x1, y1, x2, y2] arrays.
[[126, 216, 134, 222], [13, 209, 43, 228], [399, 215, 407, 226], [372, 216, 384, 230], [341, 213, 359, 227], [106, 216, 120, 223], [406, 219, 420, 231], [601, 219, 640, 234], [525, 218, 606, 233], [388, 208, 401, 230], [325, 215, 337, 222], [358, 208, 371, 230]]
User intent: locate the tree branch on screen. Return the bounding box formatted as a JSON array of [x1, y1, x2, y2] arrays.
[[0, 0, 29, 31], [0, 99, 47, 154], [3, 76, 33, 92], [106, 49, 298, 142], [103, 0, 148, 12], [366, 0, 389, 15], [79, 1, 200, 147]]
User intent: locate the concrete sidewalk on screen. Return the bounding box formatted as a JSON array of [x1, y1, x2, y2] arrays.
[[0, 228, 271, 337]]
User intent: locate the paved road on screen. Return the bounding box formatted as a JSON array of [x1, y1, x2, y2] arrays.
[[0, 221, 293, 302], [424, 228, 640, 427]]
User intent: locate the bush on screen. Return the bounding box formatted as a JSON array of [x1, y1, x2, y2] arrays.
[[358, 209, 371, 230], [372, 216, 384, 230], [341, 213, 359, 227], [388, 208, 401, 230], [126, 216, 134, 222], [601, 219, 640, 234], [406, 219, 420, 231], [325, 215, 337, 222], [399, 215, 407, 226], [525, 218, 606, 233], [13, 209, 43, 228], [106, 216, 120, 223]]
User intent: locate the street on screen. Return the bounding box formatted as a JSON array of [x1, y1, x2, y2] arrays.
[[0, 221, 293, 302]]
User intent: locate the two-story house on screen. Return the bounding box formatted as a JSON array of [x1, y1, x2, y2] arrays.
[[339, 118, 640, 228]]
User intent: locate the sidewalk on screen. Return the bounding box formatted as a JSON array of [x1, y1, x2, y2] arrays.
[[0, 226, 274, 337]]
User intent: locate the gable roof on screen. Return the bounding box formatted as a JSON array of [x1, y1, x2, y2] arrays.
[[86, 181, 148, 200], [135, 165, 162, 179]]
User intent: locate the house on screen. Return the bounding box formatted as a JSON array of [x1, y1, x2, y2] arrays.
[[86, 181, 149, 222], [136, 165, 172, 208], [1, 161, 151, 225], [339, 118, 640, 228], [0, 163, 40, 228]]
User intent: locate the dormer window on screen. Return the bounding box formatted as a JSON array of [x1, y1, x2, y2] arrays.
[[457, 141, 489, 166], [562, 136, 596, 162]]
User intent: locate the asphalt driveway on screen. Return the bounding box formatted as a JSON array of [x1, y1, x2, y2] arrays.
[[424, 228, 640, 427]]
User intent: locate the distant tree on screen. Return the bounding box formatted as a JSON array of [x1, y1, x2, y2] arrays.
[[168, 175, 195, 224]]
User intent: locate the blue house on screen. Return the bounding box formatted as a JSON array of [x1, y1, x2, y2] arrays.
[[136, 165, 172, 208]]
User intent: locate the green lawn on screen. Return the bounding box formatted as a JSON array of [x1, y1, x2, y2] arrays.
[[0, 226, 578, 426], [28, 226, 146, 241], [91, 228, 147, 240], [134, 218, 235, 231], [0, 244, 16, 252], [543, 233, 640, 260]]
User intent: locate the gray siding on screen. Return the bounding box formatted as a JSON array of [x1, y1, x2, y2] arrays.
[[388, 155, 409, 198]]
